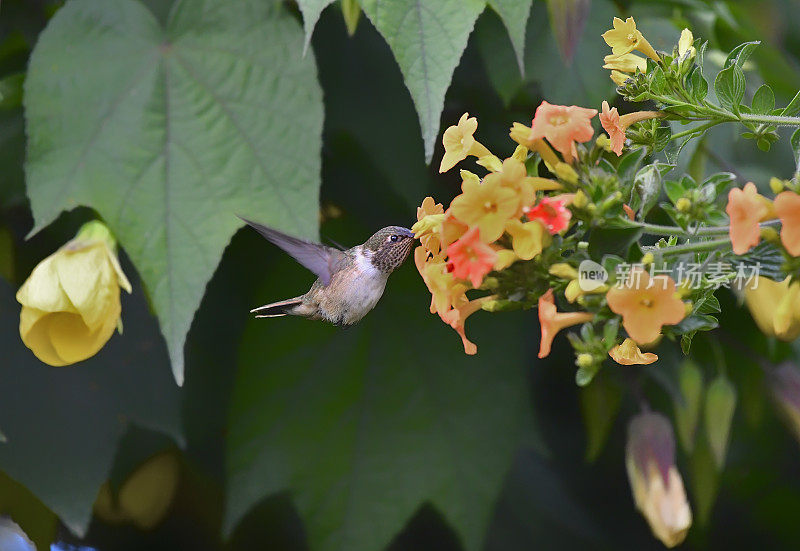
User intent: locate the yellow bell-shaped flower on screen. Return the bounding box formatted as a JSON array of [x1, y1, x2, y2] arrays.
[[744, 276, 800, 341], [16, 221, 131, 366]]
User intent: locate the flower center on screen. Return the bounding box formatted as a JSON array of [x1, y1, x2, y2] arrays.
[[549, 115, 569, 126], [640, 298, 654, 308], [484, 201, 497, 213], [627, 33, 637, 44]]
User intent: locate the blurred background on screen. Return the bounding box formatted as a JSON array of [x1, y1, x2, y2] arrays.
[[2, 0, 800, 549]]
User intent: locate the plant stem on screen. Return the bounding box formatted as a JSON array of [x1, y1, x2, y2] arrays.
[[669, 119, 724, 141], [739, 112, 800, 127], [635, 219, 781, 237], [643, 237, 732, 256]]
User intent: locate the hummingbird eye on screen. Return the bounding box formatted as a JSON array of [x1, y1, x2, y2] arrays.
[[390, 235, 399, 242]]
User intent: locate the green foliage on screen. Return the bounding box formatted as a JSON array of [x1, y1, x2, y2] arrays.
[[225, 268, 536, 551], [24, 0, 323, 384]]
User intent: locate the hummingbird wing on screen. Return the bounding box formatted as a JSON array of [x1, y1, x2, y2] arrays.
[[238, 216, 343, 286]]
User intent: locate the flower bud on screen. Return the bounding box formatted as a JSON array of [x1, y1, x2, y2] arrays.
[[548, 262, 579, 280], [744, 276, 800, 340], [626, 412, 692, 548], [676, 198, 691, 212], [576, 353, 595, 369], [554, 162, 579, 185], [572, 190, 589, 209], [16, 221, 131, 366], [770, 176, 786, 194]]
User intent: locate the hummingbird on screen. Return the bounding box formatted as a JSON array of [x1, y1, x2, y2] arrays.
[[239, 217, 416, 325]]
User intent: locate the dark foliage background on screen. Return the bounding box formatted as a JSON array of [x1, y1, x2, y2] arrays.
[[2, 0, 800, 550]]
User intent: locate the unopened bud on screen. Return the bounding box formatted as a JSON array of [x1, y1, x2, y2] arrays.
[[572, 190, 589, 209], [626, 413, 692, 547], [761, 226, 780, 243], [596, 134, 613, 152], [554, 162, 579, 185], [641, 253, 654, 265], [770, 177, 785, 194], [576, 353, 594, 369], [549, 263, 579, 280], [675, 198, 691, 212], [480, 276, 499, 290]]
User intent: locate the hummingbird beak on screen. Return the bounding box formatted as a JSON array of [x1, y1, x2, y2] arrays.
[[399, 227, 415, 239]]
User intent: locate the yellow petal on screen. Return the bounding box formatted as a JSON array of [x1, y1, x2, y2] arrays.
[[15, 254, 75, 313], [53, 242, 117, 331], [19, 307, 68, 367], [48, 304, 119, 365]]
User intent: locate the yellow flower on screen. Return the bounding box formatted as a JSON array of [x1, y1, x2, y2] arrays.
[[509, 123, 561, 167], [564, 279, 608, 303], [610, 70, 632, 86], [549, 263, 579, 280], [449, 172, 519, 242], [440, 295, 494, 355], [491, 157, 557, 215], [603, 52, 648, 73], [414, 247, 467, 315], [439, 112, 491, 173], [16, 221, 132, 367], [602, 17, 661, 61], [505, 219, 551, 260], [493, 248, 518, 271], [606, 268, 686, 344], [609, 338, 658, 365], [626, 413, 692, 548], [744, 276, 800, 341], [413, 196, 445, 256], [476, 154, 503, 172], [678, 29, 695, 59]]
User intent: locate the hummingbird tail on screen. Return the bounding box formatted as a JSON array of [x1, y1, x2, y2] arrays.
[[250, 297, 304, 318]]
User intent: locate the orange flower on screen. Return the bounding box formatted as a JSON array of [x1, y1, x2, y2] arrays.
[[447, 227, 497, 288], [606, 269, 686, 344], [449, 172, 518, 242], [440, 295, 494, 355], [599, 101, 664, 156], [775, 191, 800, 256], [538, 289, 594, 358], [726, 183, 772, 255], [530, 102, 597, 163], [441, 210, 468, 250], [609, 338, 659, 365], [439, 113, 491, 173], [525, 196, 572, 234]]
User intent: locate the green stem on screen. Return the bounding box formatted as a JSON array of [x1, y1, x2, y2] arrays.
[[643, 237, 732, 256], [635, 219, 781, 237], [739, 112, 800, 127], [669, 119, 724, 141]]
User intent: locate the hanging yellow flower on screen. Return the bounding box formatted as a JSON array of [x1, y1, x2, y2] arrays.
[[602, 17, 661, 62], [16, 221, 131, 367], [609, 338, 658, 365], [744, 276, 800, 341]]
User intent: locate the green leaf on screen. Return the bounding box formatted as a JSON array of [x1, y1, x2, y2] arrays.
[[688, 68, 708, 101], [298, 0, 336, 52], [545, 0, 589, 65], [488, 0, 533, 74], [0, 469, 57, 551], [704, 375, 737, 469], [751, 83, 775, 115], [580, 372, 622, 462], [781, 88, 800, 116], [0, 277, 182, 536], [24, 0, 323, 385], [673, 360, 703, 452], [791, 128, 800, 175], [664, 180, 686, 204], [359, 0, 486, 163], [714, 63, 746, 112], [224, 269, 537, 551], [689, 433, 719, 527], [723, 41, 760, 69], [631, 162, 673, 219], [588, 227, 643, 261]]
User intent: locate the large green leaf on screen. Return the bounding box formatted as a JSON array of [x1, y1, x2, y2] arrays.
[[487, 0, 533, 75], [359, 0, 486, 163], [224, 267, 536, 551], [298, 0, 336, 52], [0, 276, 181, 537], [23, 0, 323, 385]]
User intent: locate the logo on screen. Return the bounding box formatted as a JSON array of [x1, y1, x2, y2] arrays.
[[579, 260, 608, 291]]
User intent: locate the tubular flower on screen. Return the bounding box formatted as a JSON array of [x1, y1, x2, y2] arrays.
[[611, 70, 632, 86], [440, 211, 469, 250], [726, 183, 773, 255], [678, 29, 695, 59], [538, 289, 594, 358], [446, 227, 497, 288], [505, 219, 550, 260], [449, 172, 519, 242], [744, 276, 800, 341], [602, 16, 661, 62], [606, 268, 686, 344], [493, 248, 518, 271], [440, 295, 495, 355], [509, 123, 562, 167], [604, 52, 647, 73], [16, 221, 132, 367], [599, 101, 665, 156], [774, 191, 800, 256], [626, 413, 692, 548], [609, 338, 659, 365], [525, 196, 572, 234], [439, 112, 491, 173], [413, 197, 445, 256], [530, 102, 598, 163], [415, 247, 467, 315]]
